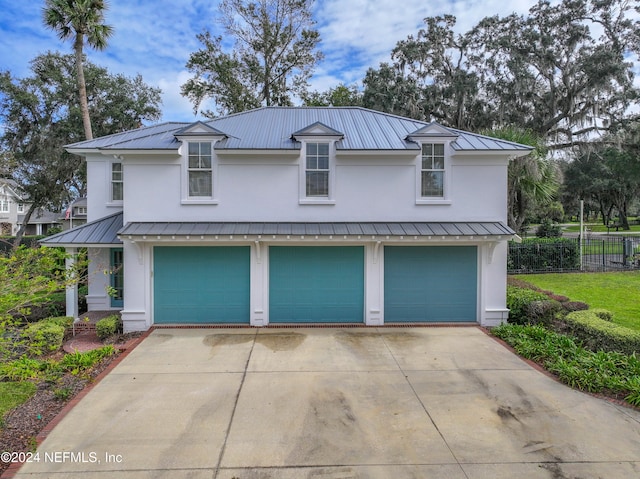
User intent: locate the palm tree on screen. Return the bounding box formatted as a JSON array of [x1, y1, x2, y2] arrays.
[[43, 0, 113, 140], [481, 127, 559, 234]]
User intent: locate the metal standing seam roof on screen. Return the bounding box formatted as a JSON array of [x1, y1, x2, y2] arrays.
[[118, 221, 515, 238], [41, 212, 123, 246], [64, 107, 533, 153]]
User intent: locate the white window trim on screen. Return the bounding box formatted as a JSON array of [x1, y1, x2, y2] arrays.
[[107, 160, 124, 207], [17, 203, 25, 213], [415, 141, 452, 205], [298, 139, 336, 205], [0, 199, 9, 213], [181, 139, 220, 205]]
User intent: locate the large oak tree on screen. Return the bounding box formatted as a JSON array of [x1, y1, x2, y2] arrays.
[[0, 52, 162, 245], [182, 0, 323, 117]]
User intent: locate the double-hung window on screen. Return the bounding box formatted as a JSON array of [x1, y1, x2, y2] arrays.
[[17, 203, 24, 213], [421, 143, 445, 198], [306, 143, 329, 197], [0, 199, 8, 213], [188, 142, 213, 197], [111, 162, 123, 202]]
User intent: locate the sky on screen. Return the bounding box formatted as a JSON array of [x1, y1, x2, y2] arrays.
[[0, 0, 581, 123]]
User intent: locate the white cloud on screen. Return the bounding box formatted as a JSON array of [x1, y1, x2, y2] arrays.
[[1, 0, 636, 123]]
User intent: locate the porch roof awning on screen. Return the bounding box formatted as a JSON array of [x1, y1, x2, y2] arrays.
[[118, 221, 515, 240], [40, 212, 123, 247]]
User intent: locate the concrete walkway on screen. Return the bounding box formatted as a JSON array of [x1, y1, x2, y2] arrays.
[[11, 327, 640, 478]]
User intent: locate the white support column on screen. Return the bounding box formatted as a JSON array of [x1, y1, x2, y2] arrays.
[[65, 247, 79, 319], [364, 242, 383, 325], [250, 242, 267, 326]]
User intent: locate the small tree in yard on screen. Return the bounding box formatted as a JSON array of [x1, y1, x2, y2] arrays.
[[0, 245, 85, 361]]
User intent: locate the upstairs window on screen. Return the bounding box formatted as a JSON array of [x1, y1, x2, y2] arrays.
[[77, 207, 87, 215], [111, 162, 123, 201], [0, 199, 8, 213], [188, 142, 213, 197], [306, 143, 329, 197], [17, 203, 25, 213], [421, 144, 445, 197]]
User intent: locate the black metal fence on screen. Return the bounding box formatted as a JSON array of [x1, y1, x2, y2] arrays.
[[508, 235, 640, 274]]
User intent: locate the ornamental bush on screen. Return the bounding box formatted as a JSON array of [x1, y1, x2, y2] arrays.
[[22, 321, 65, 356], [96, 315, 121, 340], [563, 310, 640, 355], [506, 286, 549, 324], [525, 299, 563, 326]]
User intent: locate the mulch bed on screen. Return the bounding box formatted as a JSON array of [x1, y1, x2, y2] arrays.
[[0, 332, 143, 476]]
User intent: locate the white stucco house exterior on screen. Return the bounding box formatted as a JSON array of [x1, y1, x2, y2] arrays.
[[43, 107, 530, 332]]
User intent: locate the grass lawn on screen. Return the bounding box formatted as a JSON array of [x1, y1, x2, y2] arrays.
[[514, 271, 640, 331], [563, 223, 640, 234], [0, 381, 37, 425]]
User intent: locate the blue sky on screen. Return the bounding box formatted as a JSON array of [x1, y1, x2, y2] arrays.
[[0, 0, 618, 123]]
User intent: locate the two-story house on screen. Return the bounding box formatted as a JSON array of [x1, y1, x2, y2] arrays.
[[44, 107, 530, 332], [1, 179, 63, 235], [0, 178, 28, 235]]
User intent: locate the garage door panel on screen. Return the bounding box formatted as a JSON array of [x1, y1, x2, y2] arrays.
[[384, 246, 477, 322], [270, 246, 364, 323], [154, 246, 250, 324]]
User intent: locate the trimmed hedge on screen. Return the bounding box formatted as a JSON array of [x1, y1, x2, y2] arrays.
[[563, 310, 640, 355], [508, 238, 580, 272], [506, 286, 549, 324], [96, 315, 121, 340]]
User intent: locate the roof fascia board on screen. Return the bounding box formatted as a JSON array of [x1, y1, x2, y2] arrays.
[[335, 149, 419, 157], [215, 148, 301, 156], [452, 149, 532, 158]]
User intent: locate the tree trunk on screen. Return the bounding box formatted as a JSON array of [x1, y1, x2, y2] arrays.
[[75, 34, 93, 140], [13, 203, 38, 249]]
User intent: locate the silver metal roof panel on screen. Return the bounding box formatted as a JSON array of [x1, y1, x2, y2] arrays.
[[117, 221, 515, 238], [65, 108, 532, 154], [41, 212, 123, 246]]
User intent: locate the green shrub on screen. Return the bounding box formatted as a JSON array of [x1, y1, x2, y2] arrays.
[[22, 321, 65, 356], [508, 238, 580, 272], [507, 286, 549, 324], [535, 219, 562, 238], [0, 356, 48, 381], [563, 310, 640, 355], [492, 324, 640, 407], [58, 346, 116, 375], [95, 315, 121, 340], [562, 301, 589, 313], [591, 309, 614, 322], [43, 316, 74, 328], [525, 299, 563, 326]]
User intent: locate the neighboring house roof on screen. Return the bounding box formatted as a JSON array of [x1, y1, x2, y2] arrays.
[[0, 178, 26, 201], [118, 221, 515, 238], [18, 209, 61, 225], [65, 107, 533, 153], [70, 197, 87, 208], [41, 212, 123, 247]]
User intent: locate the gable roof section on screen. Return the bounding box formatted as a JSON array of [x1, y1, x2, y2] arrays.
[[174, 121, 227, 137], [64, 107, 533, 154], [41, 212, 123, 247], [292, 121, 344, 138], [0, 178, 25, 201]]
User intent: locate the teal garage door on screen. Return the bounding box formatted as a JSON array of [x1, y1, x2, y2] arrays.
[[154, 246, 250, 324], [384, 246, 477, 322], [269, 246, 364, 323]]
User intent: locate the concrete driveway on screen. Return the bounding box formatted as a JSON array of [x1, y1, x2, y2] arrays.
[[11, 327, 640, 478]]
